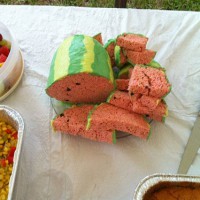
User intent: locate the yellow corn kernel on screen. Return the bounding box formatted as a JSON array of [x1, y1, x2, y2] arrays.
[[1, 194, 6, 200], [0, 182, 3, 189], [2, 127, 7, 131]]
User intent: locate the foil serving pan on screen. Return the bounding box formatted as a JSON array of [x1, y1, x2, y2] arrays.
[[133, 173, 200, 200], [0, 105, 24, 200]]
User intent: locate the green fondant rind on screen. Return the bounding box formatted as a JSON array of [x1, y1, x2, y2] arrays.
[[86, 105, 98, 131], [147, 125, 152, 140], [147, 60, 162, 69], [47, 50, 58, 88], [112, 131, 117, 144], [104, 38, 116, 49], [162, 116, 166, 123], [92, 39, 114, 83], [114, 45, 121, 67], [118, 64, 133, 79], [106, 90, 115, 103], [68, 35, 85, 74]]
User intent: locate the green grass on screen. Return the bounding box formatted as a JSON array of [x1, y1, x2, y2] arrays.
[[0, 0, 199, 11]]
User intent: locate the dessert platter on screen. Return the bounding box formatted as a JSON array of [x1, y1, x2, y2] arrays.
[[49, 33, 170, 143]]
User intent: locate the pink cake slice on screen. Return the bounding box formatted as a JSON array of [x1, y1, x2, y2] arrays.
[[126, 49, 156, 64], [148, 100, 168, 122], [93, 33, 103, 45], [116, 79, 129, 91], [52, 105, 116, 143], [128, 65, 171, 98], [87, 103, 150, 139], [116, 33, 148, 52], [107, 90, 132, 111], [131, 95, 168, 122], [105, 39, 116, 67], [138, 94, 161, 111]]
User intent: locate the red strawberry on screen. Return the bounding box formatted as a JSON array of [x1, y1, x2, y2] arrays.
[[0, 54, 7, 62], [0, 34, 2, 41], [0, 46, 10, 56]]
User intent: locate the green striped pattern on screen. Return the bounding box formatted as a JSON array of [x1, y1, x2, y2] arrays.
[[104, 38, 116, 49], [118, 64, 133, 78], [114, 45, 121, 66], [47, 35, 114, 88]]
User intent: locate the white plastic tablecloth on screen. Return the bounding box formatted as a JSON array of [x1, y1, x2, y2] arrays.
[[1, 5, 200, 200]]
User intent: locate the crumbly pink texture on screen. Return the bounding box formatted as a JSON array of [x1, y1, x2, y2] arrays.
[[90, 103, 150, 139], [128, 65, 171, 98], [106, 42, 115, 67], [149, 101, 168, 122], [131, 96, 167, 121], [108, 91, 132, 111], [116, 34, 148, 52], [138, 94, 161, 110], [128, 68, 133, 78], [116, 79, 129, 91], [47, 73, 114, 103], [53, 105, 115, 143], [126, 49, 156, 64], [131, 95, 151, 115]]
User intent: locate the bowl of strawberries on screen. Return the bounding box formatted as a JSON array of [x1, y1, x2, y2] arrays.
[[0, 22, 24, 101]]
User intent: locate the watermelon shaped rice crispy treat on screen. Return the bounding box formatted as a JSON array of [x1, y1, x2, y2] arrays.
[[148, 100, 168, 122], [116, 33, 148, 52], [49, 32, 172, 143], [116, 79, 129, 91], [93, 33, 103, 45], [117, 64, 133, 79], [126, 49, 156, 65], [52, 105, 116, 144], [128, 65, 171, 98], [114, 45, 127, 67], [46, 35, 115, 103], [131, 95, 168, 122], [87, 103, 150, 139], [107, 90, 132, 111], [104, 39, 116, 67], [133, 94, 161, 111]]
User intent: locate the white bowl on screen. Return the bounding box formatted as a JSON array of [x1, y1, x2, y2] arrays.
[[0, 22, 24, 101]]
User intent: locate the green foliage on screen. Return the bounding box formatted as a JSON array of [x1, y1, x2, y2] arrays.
[[0, 0, 199, 11]]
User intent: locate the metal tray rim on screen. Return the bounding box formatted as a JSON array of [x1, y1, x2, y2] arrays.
[[133, 173, 200, 200], [0, 105, 24, 200]]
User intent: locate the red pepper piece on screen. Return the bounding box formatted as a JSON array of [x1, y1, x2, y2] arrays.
[[12, 132, 18, 139], [1, 159, 7, 167], [8, 146, 16, 158], [7, 156, 13, 164], [6, 129, 12, 134]]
